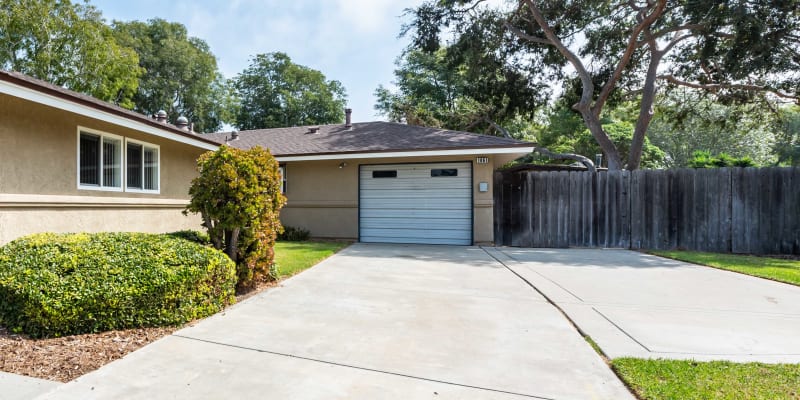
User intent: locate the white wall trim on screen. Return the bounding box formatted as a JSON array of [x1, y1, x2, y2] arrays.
[[275, 146, 534, 162], [0, 193, 189, 207], [0, 80, 218, 151]]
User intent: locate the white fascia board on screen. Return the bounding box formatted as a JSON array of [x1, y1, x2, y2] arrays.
[[274, 146, 534, 162], [0, 80, 219, 151]]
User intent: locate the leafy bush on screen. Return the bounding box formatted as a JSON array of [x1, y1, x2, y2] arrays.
[[185, 146, 286, 291], [277, 226, 311, 241], [0, 233, 236, 338], [168, 230, 211, 245], [688, 151, 756, 168]]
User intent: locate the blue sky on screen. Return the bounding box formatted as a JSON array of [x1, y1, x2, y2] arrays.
[[92, 0, 425, 123]]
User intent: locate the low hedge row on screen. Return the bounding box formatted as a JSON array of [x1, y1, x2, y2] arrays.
[[0, 232, 237, 338]]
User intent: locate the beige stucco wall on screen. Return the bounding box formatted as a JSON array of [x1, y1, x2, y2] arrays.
[[0, 93, 207, 244], [280, 153, 522, 245]]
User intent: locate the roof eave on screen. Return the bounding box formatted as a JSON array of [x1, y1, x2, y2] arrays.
[[0, 77, 219, 151], [274, 145, 534, 162]]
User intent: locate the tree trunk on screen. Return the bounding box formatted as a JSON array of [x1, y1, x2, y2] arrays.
[[224, 228, 240, 264], [579, 109, 623, 170], [628, 50, 664, 170]]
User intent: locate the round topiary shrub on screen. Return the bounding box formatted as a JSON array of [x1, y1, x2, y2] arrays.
[[0, 232, 237, 338]]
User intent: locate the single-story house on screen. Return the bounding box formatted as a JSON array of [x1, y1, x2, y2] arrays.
[[202, 111, 533, 245], [0, 70, 218, 244], [1, 70, 534, 246]]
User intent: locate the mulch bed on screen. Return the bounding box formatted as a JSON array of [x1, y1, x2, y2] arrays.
[[0, 279, 279, 383]]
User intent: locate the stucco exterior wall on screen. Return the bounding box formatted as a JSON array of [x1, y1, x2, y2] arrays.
[[280, 153, 521, 244], [0, 93, 207, 244]]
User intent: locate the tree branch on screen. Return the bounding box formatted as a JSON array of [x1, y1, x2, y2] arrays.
[[503, 22, 554, 45], [533, 147, 597, 173], [593, 0, 667, 117], [658, 75, 800, 101]]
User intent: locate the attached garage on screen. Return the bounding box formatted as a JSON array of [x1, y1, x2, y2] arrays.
[[359, 162, 472, 245]]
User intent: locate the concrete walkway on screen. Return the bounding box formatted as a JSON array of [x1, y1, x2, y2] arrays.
[[36, 244, 632, 400], [486, 248, 800, 363], [1, 372, 60, 400]]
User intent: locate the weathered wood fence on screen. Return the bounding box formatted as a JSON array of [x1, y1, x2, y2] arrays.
[[493, 167, 800, 254]]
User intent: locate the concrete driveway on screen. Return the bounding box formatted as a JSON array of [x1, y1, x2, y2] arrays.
[[486, 248, 800, 363], [36, 244, 632, 400]]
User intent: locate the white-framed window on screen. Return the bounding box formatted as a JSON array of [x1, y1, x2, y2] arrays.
[[278, 165, 286, 193], [77, 128, 123, 191], [125, 138, 160, 193]]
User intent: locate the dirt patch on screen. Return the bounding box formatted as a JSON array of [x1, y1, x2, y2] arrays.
[[0, 280, 280, 383]]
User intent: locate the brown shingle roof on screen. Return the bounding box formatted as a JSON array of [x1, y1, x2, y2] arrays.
[[0, 69, 220, 147], [202, 122, 532, 156]]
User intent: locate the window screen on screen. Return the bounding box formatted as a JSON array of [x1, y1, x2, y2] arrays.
[[431, 168, 458, 177], [143, 147, 158, 190], [372, 170, 397, 178], [127, 143, 143, 189], [79, 133, 101, 186]]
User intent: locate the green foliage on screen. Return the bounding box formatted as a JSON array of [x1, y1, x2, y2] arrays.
[[613, 358, 800, 400], [0, 0, 142, 108], [402, 1, 800, 169], [185, 146, 286, 291], [775, 106, 800, 167], [0, 233, 236, 338], [111, 19, 234, 133], [374, 46, 546, 136], [168, 230, 210, 245], [233, 52, 347, 130], [536, 102, 665, 168], [277, 226, 311, 242], [648, 90, 779, 168], [687, 151, 755, 168]]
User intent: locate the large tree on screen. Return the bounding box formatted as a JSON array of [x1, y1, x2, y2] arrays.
[[375, 46, 546, 136], [112, 19, 233, 132], [405, 0, 800, 170], [0, 0, 141, 107], [233, 52, 347, 130]]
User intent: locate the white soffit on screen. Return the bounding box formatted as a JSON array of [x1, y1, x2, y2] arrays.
[[275, 146, 534, 162], [0, 80, 219, 151]]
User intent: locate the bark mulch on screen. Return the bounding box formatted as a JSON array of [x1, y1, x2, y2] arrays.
[[0, 279, 279, 383]]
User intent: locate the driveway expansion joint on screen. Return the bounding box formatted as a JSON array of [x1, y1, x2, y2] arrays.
[[171, 334, 554, 400]]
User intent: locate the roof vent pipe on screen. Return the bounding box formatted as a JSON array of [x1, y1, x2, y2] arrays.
[[155, 110, 168, 123], [307, 127, 320, 134], [345, 108, 352, 129], [176, 115, 189, 131]]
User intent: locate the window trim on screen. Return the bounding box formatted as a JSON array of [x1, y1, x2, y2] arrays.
[[124, 137, 161, 194], [278, 164, 287, 194], [76, 127, 124, 192]]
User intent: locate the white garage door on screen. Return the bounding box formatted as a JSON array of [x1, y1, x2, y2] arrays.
[[359, 162, 472, 245]]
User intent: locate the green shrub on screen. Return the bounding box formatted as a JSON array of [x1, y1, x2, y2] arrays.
[[688, 150, 757, 168], [277, 226, 311, 241], [0, 232, 236, 338], [168, 230, 211, 245]]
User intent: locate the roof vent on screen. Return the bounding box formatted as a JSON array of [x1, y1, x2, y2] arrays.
[[307, 126, 320, 134], [225, 131, 239, 143], [345, 108, 352, 129], [176, 115, 189, 131], [155, 110, 167, 123]]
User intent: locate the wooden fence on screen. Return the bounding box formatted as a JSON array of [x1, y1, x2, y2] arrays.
[[493, 167, 800, 254]]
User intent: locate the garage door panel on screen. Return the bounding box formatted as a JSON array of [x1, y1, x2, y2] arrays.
[[360, 209, 472, 219], [359, 162, 473, 245]]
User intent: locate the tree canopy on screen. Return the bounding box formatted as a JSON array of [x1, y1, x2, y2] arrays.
[[404, 0, 800, 170], [0, 0, 142, 107], [111, 19, 234, 133], [233, 52, 347, 130]]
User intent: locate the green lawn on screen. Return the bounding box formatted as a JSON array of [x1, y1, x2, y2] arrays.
[[612, 358, 800, 400], [273, 241, 349, 278], [649, 250, 800, 286]]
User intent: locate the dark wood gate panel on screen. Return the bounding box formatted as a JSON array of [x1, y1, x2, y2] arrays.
[[494, 167, 800, 255]]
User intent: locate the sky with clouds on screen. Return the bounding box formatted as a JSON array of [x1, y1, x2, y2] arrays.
[[91, 0, 425, 124]]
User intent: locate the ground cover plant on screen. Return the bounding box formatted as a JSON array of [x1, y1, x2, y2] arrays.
[[612, 358, 800, 400], [273, 241, 349, 278], [0, 232, 236, 338], [649, 250, 800, 286]]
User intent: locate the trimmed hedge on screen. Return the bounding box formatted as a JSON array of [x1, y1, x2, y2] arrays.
[[0, 233, 237, 338]]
